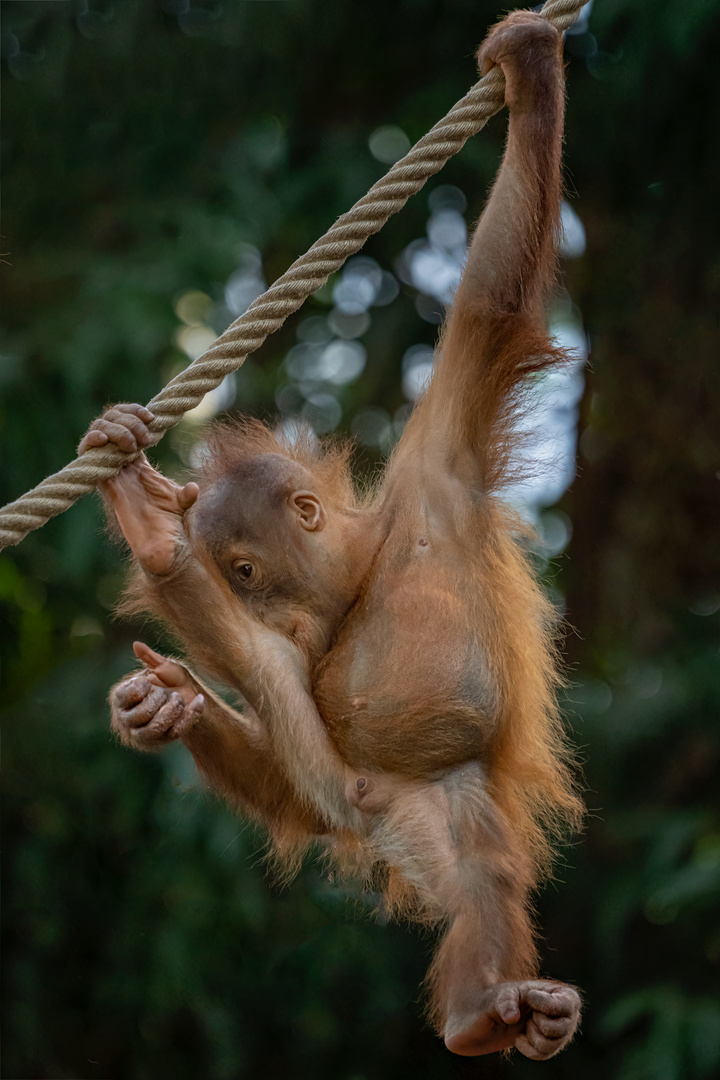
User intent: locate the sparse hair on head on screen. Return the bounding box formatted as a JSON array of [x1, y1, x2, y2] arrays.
[[195, 417, 357, 510]]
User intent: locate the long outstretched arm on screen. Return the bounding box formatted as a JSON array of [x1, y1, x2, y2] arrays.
[[398, 12, 566, 490], [457, 13, 565, 317]]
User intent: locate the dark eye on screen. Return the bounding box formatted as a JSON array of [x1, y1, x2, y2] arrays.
[[233, 561, 253, 581]]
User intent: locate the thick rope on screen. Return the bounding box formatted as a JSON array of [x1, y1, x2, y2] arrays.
[[0, 0, 588, 551]]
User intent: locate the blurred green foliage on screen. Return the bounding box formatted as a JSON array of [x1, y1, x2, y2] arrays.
[[2, 1, 719, 1077]]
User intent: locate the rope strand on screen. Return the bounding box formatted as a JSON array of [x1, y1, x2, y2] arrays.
[[0, 0, 588, 551]]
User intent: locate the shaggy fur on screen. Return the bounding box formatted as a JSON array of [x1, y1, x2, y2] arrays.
[[109, 13, 584, 1059]]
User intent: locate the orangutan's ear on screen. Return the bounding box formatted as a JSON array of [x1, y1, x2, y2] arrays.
[[289, 491, 327, 532]]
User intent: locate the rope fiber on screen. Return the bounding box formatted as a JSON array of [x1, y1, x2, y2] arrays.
[[0, 0, 588, 551]]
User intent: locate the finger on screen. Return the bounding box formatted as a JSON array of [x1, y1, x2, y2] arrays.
[[516, 1026, 557, 1061], [178, 482, 200, 510], [173, 694, 205, 739], [114, 403, 155, 425], [533, 1011, 570, 1039], [114, 675, 152, 709], [521, 1016, 566, 1059], [526, 987, 579, 1018], [122, 685, 171, 727], [155, 692, 186, 728], [188, 693, 205, 716], [102, 409, 153, 447], [88, 419, 141, 453], [78, 429, 109, 454], [130, 698, 185, 746], [143, 692, 186, 739]]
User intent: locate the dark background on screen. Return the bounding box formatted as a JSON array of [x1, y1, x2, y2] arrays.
[[2, 1, 719, 1077]]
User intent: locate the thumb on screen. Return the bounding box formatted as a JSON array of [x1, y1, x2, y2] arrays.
[[495, 985, 522, 1025], [133, 641, 166, 668], [132, 641, 187, 688]]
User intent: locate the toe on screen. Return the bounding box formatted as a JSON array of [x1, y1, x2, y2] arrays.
[[516, 1021, 563, 1061], [534, 1011, 571, 1038]]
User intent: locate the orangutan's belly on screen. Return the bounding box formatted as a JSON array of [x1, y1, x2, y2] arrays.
[[313, 554, 498, 777]]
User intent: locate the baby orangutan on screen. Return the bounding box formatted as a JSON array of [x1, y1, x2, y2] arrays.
[[81, 12, 583, 1060]]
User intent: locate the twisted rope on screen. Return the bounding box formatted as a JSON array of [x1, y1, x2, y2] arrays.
[[0, 0, 588, 551]]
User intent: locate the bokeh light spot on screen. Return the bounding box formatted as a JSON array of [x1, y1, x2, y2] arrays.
[[402, 345, 435, 402], [368, 125, 411, 164]]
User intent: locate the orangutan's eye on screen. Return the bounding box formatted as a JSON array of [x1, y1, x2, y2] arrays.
[[233, 561, 254, 581]]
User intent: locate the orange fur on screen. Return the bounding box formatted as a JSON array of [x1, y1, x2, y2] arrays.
[[106, 12, 584, 1059]]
